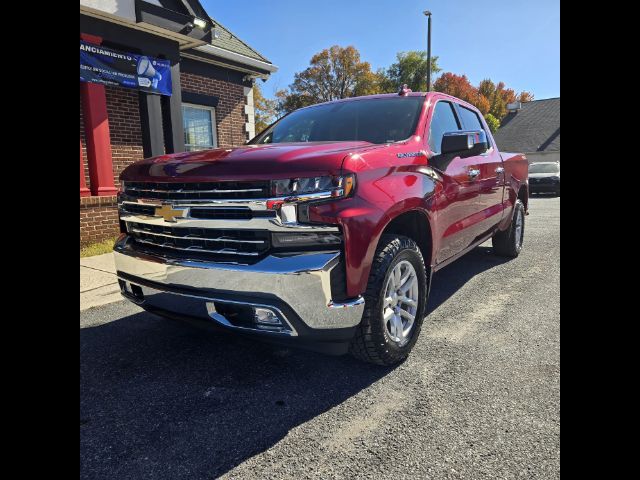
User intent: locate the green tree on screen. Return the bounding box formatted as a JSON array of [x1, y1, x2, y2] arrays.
[[252, 82, 277, 133], [276, 45, 385, 114], [353, 69, 388, 96], [292, 45, 378, 102], [478, 79, 496, 100], [274, 88, 314, 117], [477, 78, 533, 120], [382, 51, 441, 92], [484, 113, 500, 133]]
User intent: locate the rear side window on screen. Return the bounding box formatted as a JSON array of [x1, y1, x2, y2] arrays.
[[458, 106, 485, 133], [428, 101, 460, 154]]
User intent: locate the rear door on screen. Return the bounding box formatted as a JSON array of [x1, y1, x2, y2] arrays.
[[453, 103, 505, 239], [427, 100, 483, 263]]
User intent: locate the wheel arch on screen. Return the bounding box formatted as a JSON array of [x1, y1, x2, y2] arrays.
[[377, 209, 434, 270]]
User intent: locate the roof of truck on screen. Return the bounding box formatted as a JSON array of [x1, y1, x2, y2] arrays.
[[292, 92, 484, 119], [295, 91, 474, 110]]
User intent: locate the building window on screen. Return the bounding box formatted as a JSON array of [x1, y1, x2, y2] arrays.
[[182, 104, 217, 151]]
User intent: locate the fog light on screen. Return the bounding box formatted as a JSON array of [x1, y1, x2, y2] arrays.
[[254, 307, 282, 325]]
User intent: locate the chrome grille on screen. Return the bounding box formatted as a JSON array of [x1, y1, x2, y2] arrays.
[[118, 180, 337, 261], [189, 207, 253, 220], [123, 181, 270, 200], [120, 203, 276, 221], [127, 222, 270, 257], [120, 203, 155, 216]]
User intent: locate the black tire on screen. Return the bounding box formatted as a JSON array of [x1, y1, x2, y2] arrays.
[[349, 234, 428, 366], [492, 199, 525, 257]]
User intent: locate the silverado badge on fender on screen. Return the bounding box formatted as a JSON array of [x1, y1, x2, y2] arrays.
[[397, 151, 426, 158]]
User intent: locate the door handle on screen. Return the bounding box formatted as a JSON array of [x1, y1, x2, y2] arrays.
[[468, 168, 481, 180], [495, 167, 504, 174]]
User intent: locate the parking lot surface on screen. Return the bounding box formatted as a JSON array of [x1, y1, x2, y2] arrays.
[[80, 196, 560, 479]]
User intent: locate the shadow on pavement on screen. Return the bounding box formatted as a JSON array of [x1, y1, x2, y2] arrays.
[[80, 245, 511, 479], [427, 246, 512, 314], [80, 311, 392, 479]]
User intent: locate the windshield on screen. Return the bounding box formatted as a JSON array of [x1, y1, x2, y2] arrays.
[[251, 96, 425, 145], [529, 163, 560, 174]]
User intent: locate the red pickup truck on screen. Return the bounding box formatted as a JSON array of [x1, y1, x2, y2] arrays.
[[114, 90, 528, 365]]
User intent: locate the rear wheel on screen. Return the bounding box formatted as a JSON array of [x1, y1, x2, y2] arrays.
[[349, 235, 428, 366], [492, 199, 525, 257]]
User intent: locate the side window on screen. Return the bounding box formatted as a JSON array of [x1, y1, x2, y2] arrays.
[[458, 106, 485, 134], [458, 105, 494, 149], [428, 101, 460, 154]]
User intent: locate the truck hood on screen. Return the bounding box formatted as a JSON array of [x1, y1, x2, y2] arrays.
[[121, 141, 384, 182]]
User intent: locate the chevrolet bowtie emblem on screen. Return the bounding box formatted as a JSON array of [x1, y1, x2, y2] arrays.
[[154, 204, 188, 222]]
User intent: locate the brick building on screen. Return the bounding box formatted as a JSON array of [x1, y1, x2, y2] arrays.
[[80, 0, 276, 246]]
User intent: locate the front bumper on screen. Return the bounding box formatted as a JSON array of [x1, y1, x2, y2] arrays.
[[113, 237, 365, 346]]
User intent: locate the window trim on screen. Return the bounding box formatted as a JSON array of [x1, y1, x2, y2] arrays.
[[182, 102, 218, 151]]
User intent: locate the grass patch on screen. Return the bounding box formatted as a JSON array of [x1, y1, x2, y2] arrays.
[[80, 236, 118, 258]]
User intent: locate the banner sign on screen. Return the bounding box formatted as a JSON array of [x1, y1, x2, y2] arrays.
[[80, 41, 172, 96]]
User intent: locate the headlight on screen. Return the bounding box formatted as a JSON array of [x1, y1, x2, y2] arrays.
[[267, 174, 355, 226], [270, 174, 355, 199]]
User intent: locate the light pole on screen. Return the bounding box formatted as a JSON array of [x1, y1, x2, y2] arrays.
[[423, 10, 432, 92]]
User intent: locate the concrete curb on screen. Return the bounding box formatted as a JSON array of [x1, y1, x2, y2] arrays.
[[80, 252, 122, 311]]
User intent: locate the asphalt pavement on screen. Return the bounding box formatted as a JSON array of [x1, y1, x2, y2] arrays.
[[80, 195, 560, 480]]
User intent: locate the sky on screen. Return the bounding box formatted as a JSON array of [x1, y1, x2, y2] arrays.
[[200, 0, 560, 101]]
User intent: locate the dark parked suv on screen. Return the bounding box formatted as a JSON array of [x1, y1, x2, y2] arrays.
[[529, 162, 560, 195]]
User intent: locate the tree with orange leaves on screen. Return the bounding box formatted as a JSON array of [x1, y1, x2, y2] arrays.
[[435, 74, 533, 122]]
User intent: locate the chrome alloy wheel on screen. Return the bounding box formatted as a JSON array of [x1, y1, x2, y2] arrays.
[[382, 260, 419, 347], [515, 208, 524, 248]]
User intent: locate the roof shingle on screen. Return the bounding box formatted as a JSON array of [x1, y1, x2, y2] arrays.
[[209, 18, 271, 64], [493, 98, 560, 153]]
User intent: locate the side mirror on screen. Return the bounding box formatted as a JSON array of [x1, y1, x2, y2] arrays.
[[441, 130, 489, 158]]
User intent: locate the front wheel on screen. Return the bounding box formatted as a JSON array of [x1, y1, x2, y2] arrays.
[[492, 199, 525, 257], [349, 235, 428, 366]]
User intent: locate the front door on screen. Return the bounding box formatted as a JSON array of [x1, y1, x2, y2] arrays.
[[426, 99, 483, 264], [453, 103, 505, 239]]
